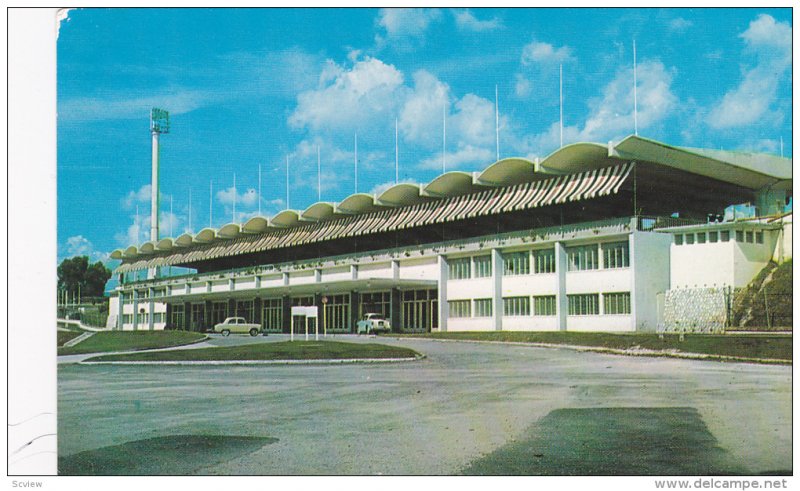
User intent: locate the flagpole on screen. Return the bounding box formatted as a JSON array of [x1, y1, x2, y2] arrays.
[[633, 39, 638, 136], [354, 133, 358, 194], [188, 188, 192, 233], [286, 155, 290, 209], [442, 102, 446, 173], [209, 180, 213, 228], [559, 64, 563, 148], [232, 172, 236, 222], [495, 84, 500, 161], [317, 145, 321, 201], [395, 118, 399, 184], [258, 163, 262, 216]]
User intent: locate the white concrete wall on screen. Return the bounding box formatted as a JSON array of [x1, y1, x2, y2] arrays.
[[210, 280, 227, 292], [290, 270, 315, 285], [670, 239, 735, 288], [502, 316, 559, 331], [260, 274, 283, 288], [565, 269, 630, 295], [448, 278, 492, 300], [322, 267, 352, 282], [447, 317, 493, 331], [399, 257, 438, 281], [358, 262, 394, 279], [567, 315, 632, 331], [773, 222, 792, 263], [189, 282, 206, 294], [236, 277, 256, 290], [632, 231, 671, 332], [502, 274, 557, 296], [734, 239, 776, 287]]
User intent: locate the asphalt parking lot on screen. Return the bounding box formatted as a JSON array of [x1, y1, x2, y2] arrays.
[[57, 335, 792, 475]]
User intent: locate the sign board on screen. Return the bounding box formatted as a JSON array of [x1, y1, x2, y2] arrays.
[[291, 306, 318, 318]]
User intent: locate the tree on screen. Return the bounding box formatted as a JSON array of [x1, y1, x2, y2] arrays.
[[57, 256, 112, 299]]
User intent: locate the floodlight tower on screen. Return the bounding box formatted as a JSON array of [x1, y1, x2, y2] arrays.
[[150, 108, 170, 242]]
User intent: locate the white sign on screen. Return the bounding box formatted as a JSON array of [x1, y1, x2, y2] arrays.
[[291, 306, 318, 318]]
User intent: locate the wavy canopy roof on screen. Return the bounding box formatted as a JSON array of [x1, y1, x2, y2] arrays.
[[113, 135, 791, 262]]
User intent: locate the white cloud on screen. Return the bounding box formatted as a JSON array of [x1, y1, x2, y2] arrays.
[[453, 10, 502, 32], [60, 235, 110, 263], [217, 186, 258, 208], [418, 144, 495, 171], [521, 60, 677, 154], [450, 93, 496, 148], [114, 212, 149, 247], [398, 70, 450, 147], [707, 14, 791, 129], [514, 74, 532, 98], [375, 8, 441, 47], [521, 40, 574, 65], [121, 184, 151, 209], [668, 17, 693, 33], [59, 89, 209, 122], [289, 56, 404, 133]]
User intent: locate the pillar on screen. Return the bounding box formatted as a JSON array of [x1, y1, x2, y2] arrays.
[[491, 248, 503, 331], [117, 290, 124, 330], [437, 255, 448, 331], [184, 302, 191, 331], [148, 287, 155, 331], [555, 241, 567, 331], [390, 288, 401, 333], [254, 297, 263, 327], [282, 295, 292, 333], [132, 289, 139, 331], [349, 291, 360, 333]]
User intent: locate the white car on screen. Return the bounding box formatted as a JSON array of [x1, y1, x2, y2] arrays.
[[356, 313, 391, 334], [214, 317, 262, 336]]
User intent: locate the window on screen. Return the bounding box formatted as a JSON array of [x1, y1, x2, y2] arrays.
[[236, 300, 254, 322], [448, 300, 471, 318], [756, 231, 764, 244], [697, 233, 706, 244], [567, 244, 598, 271], [602, 241, 629, 269], [532, 248, 556, 273], [736, 230, 744, 242], [503, 252, 530, 276], [152, 288, 166, 298], [473, 299, 493, 317], [745, 231, 754, 243], [449, 257, 471, 280], [533, 296, 557, 316], [674, 234, 683, 245], [603, 292, 631, 315], [503, 296, 530, 316], [685, 234, 695, 245], [567, 294, 599, 315], [152, 312, 165, 323], [721, 230, 730, 242], [169, 304, 184, 328], [323, 294, 351, 331], [709, 231, 718, 243], [473, 255, 492, 278], [261, 298, 283, 332]]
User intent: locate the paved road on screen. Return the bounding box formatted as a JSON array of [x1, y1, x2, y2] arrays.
[[57, 336, 792, 475]]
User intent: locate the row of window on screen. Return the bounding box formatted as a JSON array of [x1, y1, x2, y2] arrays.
[[448, 292, 631, 318], [121, 312, 166, 325], [448, 241, 630, 280], [674, 230, 763, 246]]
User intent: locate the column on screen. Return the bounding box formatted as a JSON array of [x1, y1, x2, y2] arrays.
[[204, 300, 213, 331], [165, 303, 172, 329], [228, 298, 236, 319], [117, 290, 124, 330], [132, 289, 139, 331], [282, 295, 292, 333], [254, 297, 263, 327], [349, 291, 360, 333], [437, 255, 448, 332], [184, 301, 191, 331], [148, 287, 155, 331], [555, 241, 568, 331], [491, 248, 503, 331], [390, 288, 401, 333]]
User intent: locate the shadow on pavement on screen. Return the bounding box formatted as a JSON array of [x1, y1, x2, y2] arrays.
[[58, 435, 278, 475], [461, 407, 750, 476]]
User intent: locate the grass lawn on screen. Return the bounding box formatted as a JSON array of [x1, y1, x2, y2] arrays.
[[85, 341, 420, 362], [397, 332, 792, 362], [58, 331, 207, 356], [57, 331, 83, 346]]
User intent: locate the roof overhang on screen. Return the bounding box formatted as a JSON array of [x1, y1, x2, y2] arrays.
[[423, 171, 481, 197]]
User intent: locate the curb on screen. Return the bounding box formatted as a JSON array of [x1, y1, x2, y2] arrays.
[[79, 354, 426, 366], [57, 335, 211, 361], [389, 337, 791, 366]]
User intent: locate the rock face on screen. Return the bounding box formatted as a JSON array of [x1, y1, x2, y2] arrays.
[[660, 287, 731, 334]]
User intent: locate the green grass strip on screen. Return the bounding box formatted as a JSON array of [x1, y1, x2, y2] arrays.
[[396, 332, 792, 361], [57, 331, 83, 346], [58, 331, 207, 356], [85, 341, 420, 362]]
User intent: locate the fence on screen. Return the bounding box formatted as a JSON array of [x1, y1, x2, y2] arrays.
[[729, 287, 792, 331]]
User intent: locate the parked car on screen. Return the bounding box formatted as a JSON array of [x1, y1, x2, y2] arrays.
[[214, 317, 262, 336], [356, 313, 391, 334]]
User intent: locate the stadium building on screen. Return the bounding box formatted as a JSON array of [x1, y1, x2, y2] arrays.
[[108, 135, 792, 334]]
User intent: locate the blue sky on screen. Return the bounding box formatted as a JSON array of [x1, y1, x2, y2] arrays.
[[57, 7, 792, 273]]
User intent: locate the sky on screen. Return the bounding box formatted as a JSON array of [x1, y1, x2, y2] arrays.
[[56, 7, 793, 276]]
